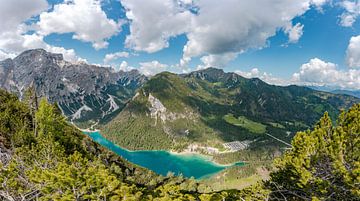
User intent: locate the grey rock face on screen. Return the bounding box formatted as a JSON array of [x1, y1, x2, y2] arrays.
[[0, 49, 147, 124]]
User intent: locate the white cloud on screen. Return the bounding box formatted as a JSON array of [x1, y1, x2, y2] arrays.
[[119, 61, 134, 72], [346, 35, 360, 68], [292, 58, 360, 89], [46, 45, 81, 62], [37, 0, 123, 50], [234, 58, 360, 90], [120, 0, 329, 68], [0, 31, 82, 62], [0, 50, 17, 61], [0, 0, 48, 32], [181, 0, 328, 68], [285, 23, 304, 43], [311, 0, 329, 8], [0, 0, 84, 62], [139, 60, 168, 76], [121, 0, 192, 53], [197, 53, 238, 70], [0, 0, 48, 53], [340, 0, 360, 27], [235, 68, 291, 86], [104, 51, 130, 64]]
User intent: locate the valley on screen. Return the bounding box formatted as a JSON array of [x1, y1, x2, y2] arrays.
[[2, 0, 360, 199], [0, 49, 359, 195], [0, 50, 359, 200], [97, 67, 359, 189]]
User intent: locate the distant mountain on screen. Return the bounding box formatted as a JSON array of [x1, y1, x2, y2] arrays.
[[0, 49, 147, 125], [308, 85, 337, 92], [102, 68, 359, 151], [308, 86, 360, 98], [331, 90, 360, 98]]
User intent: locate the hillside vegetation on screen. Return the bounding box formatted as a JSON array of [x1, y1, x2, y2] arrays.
[[103, 68, 358, 152], [0, 89, 358, 200], [223, 114, 267, 134]]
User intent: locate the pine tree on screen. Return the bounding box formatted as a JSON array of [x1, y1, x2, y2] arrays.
[[23, 83, 38, 137], [268, 104, 360, 200]]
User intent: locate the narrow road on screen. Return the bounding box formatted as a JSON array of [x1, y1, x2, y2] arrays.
[[265, 133, 292, 147]]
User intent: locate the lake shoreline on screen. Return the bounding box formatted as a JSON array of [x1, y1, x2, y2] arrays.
[[168, 150, 239, 167], [82, 129, 243, 173]]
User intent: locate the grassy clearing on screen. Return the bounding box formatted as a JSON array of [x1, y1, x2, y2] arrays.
[[223, 114, 266, 134], [268, 122, 285, 129]]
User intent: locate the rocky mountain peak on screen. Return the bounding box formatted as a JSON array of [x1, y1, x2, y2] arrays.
[[0, 49, 147, 125], [185, 67, 247, 86], [189, 67, 225, 81], [14, 48, 63, 64]]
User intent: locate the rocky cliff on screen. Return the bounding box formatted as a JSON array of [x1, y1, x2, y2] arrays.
[[0, 49, 147, 125]]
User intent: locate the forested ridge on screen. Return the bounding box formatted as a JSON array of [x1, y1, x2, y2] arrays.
[[103, 69, 358, 152], [0, 88, 359, 200]]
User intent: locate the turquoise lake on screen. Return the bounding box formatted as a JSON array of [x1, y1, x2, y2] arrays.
[[85, 131, 243, 179]]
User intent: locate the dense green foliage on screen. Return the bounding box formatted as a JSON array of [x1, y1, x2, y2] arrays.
[[102, 69, 359, 192], [0, 87, 359, 200], [267, 105, 360, 200], [0, 90, 246, 200], [103, 68, 358, 153]]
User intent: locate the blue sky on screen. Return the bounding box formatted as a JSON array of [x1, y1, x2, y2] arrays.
[[43, 1, 360, 78], [1, 0, 360, 89]]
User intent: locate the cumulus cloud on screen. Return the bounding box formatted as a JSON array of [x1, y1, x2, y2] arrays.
[[37, 0, 123, 50], [0, 50, 17, 61], [284, 23, 304, 43], [118, 61, 134, 72], [120, 0, 329, 68], [121, 0, 192, 53], [183, 0, 327, 67], [340, 0, 360, 27], [197, 53, 238, 70], [234, 58, 360, 90], [346, 35, 360, 68], [0, 31, 82, 62], [0, 0, 47, 53], [311, 0, 330, 8], [235, 68, 291, 86], [184, 1, 311, 59], [0, 0, 48, 32], [0, 0, 82, 62], [139, 61, 168, 76], [292, 58, 360, 89], [103, 51, 130, 64]]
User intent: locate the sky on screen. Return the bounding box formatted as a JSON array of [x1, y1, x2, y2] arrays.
[[1, 0, 360, 90]]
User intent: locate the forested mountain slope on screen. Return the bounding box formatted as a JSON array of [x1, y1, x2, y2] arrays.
[[0, 89, 358, 200], [103, 68, 359, 151], [0, 89, 239, 200]]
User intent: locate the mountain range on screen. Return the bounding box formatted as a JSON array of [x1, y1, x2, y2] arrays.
[[1, 49, 359, 195], [331, 89, 360, 98], [102, 68, 359, 151], [0, 49, 147, 125], [0, 49, 359, 152], [309, 86, 360, 98]]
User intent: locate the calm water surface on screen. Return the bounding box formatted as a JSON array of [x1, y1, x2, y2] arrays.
[[85, 131, 244, 179]]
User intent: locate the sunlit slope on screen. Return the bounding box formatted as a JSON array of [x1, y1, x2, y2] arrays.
[[103, 68, 359, 151]]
